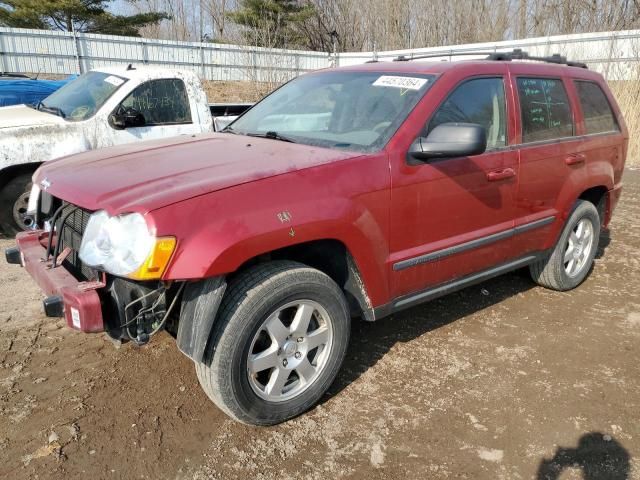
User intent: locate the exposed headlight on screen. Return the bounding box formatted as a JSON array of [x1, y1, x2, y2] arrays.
[[27, 184, 40, 215], [79, 211, 176, 279]]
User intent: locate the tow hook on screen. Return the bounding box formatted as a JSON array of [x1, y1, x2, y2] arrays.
[[5, 246, 22, 265], [43, 295, 64, 317]]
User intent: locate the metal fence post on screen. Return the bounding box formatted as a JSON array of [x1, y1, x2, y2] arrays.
[[72, 28, 83, 74], [200, 43, 206, 79], [252, 49, 258, 83], [141, 39, 148, 64], [0, 31, 6, 73]]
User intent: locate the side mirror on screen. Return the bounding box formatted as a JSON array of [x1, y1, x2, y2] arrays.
[[409, 123, 487, 161], [109, 109, 146, 130]]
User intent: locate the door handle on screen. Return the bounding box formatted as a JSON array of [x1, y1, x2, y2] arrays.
[[565, 153, 586, 166], [486, 168, 516, 182]]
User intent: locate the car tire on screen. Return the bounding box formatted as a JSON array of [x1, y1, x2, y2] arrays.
[[0, 173, 33, 236], [529, 199, 601, 291], [195, 261, 350, 425]]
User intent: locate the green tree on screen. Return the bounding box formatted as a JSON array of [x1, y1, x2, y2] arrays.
[[0, 0, 169, 36], [227, 0, 314, 48]]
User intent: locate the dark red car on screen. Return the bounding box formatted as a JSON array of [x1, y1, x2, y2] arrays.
[[6, 50, 627, 425]]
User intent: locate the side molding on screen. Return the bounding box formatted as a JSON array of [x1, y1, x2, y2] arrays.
[[393, 216, 555, 271]]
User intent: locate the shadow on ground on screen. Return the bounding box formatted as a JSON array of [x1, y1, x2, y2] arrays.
[[326, 268, 537, 399], [326, 226, 613, 402], [538, 433, 630, 480]]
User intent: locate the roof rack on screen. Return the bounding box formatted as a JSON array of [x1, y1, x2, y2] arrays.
[[392, 48, 588, 69], [393, 51, 497, 62], [486, 49, 588, 68]]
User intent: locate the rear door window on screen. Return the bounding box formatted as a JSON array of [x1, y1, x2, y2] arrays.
[[574, 80, 619, 134], [517, 78, 573, 143], [428, 77, 507, 149], [119, 79, 192, 126]]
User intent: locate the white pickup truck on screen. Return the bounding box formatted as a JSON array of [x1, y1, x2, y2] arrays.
[[0, 66, 252, 235]]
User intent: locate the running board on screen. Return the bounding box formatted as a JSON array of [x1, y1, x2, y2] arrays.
[[374, 254, 541, 319]]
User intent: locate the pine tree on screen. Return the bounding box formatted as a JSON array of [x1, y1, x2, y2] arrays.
[[0, 0, 169, 36], [227, 0, 314, 48]]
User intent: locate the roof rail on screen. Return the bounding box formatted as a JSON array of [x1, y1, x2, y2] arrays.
[[486, 49, 588, 68], [393, 51, 498, 62], [392, 48, 588, 69]]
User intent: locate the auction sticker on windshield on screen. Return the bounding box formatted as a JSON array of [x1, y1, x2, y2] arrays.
[[104, 75, 125, 87], [372, 76, 429, 90]]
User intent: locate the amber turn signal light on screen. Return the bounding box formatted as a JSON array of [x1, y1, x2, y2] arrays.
[[128, 237, 177, 280]]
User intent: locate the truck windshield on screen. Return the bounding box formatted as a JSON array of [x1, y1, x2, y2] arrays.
[[229, 71, 435, 152], [38, 71, 127, 122]]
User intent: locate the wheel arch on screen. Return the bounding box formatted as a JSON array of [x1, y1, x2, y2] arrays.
[[578, 184, 609, 225], [176, 239, 376, 364], [0, 162, 42, 191], [231, 239, 375, 321]]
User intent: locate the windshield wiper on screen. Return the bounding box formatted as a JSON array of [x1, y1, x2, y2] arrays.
[[37, 101, 65, 119], [245, 131, 297, 143], [221, 125, 238, 134]]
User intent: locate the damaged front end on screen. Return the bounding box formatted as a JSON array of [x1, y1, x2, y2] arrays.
[[6, 196, 184, 346], [103, 277, 184, 345]]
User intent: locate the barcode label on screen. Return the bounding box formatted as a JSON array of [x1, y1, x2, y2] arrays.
[[373, 76, 428, 90]]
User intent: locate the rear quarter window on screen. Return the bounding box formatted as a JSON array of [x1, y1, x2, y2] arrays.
[[517, 77, 574, 143], [574, 80, 619, 134]]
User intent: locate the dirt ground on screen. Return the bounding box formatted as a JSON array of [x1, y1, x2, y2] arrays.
[[0, 169, 638, 480]]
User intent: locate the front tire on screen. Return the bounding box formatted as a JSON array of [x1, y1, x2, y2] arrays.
[[0, 173, 33, 236], [529, 199, 601, 291], [195, 261, 350, 425]]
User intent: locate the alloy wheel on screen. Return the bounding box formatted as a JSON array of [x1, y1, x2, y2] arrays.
[[247, 300, 333, 402], [563, 218, 595, 277]]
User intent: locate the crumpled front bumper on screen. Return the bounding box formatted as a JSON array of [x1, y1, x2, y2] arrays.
[[6, 230, 105, 333]]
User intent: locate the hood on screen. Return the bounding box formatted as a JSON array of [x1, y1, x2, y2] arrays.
[[0, 104, 65, 129], [35, 132, 364, 214]]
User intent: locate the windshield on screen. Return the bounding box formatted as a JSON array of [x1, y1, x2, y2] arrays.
[[230, 71, 435, 152], [39, 71, 127, 121]]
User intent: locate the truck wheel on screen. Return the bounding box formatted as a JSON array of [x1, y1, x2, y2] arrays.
[[0, 173, 33, 236], [195, 261, 350, 425], [529, 199, 601, 291]]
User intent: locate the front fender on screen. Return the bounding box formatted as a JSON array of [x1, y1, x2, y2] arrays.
[[152, 155, 391, 307], [0, 124, 91, 172]]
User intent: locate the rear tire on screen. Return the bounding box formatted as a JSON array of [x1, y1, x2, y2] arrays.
[[195, 261, 350, 425], [529, 199, 601, 291], [0, 173, 33, 236]]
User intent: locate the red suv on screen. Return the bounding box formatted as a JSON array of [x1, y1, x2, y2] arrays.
[[5, 50, 627, 425]]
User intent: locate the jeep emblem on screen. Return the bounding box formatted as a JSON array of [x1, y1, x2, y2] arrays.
[[40, 178, 52, 191]]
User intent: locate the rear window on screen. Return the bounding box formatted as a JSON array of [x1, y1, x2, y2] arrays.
[[574, 80, 619, 134], [517, 77, 574, 143]]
